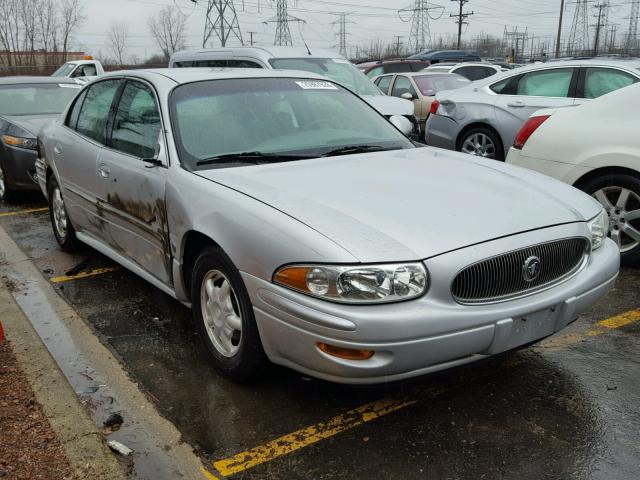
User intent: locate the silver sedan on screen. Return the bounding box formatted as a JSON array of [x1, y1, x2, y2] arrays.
[[38, 68, 619, 384], [425, 59, 640, 160]]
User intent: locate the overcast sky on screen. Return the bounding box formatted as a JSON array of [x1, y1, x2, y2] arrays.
[[76, 0, 635, 59]]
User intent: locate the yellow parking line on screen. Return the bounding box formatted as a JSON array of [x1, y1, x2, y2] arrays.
[[50, 267, 118, 284], [0, 207, 48, 218], [587, 309, 640, 336], [200, 467, 220, 480], [213, 398, 417, 477]]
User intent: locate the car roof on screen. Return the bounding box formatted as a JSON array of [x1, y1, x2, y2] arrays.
[[0, 76, 79, 85], [102, 67, 329, 85], [170, 46, 344, 62]]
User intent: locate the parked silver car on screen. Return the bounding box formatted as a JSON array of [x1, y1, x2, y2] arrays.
[[37, 69, 619, 384], [425, 59, 640, 160]]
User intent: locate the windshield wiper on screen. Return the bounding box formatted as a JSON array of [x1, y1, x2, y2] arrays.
[[321, 145, 391, 157], [196, 151, 315, 167]]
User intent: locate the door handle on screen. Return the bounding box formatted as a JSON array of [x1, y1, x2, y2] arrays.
[[98, 165, 111, 178], [507, 101, 526, 108], [53, 146, 61, 155]]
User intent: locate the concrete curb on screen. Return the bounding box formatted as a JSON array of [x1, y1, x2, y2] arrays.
[[0, 285, 127, 479], [0, 223, 208, 480]]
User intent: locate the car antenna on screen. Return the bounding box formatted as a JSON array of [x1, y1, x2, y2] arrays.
[[297, 23, 312, 56], [304, 41, 312, 56]]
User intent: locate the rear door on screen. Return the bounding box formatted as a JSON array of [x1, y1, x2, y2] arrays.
[[53, 78, 122, 234], [577, 66, 639, 102], [95, 79, 171, 284], [493, 67, 578, 147]]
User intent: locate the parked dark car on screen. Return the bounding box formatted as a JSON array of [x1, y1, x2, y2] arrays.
[[357, 59, 431, 78], [0, 77, 81, 202], [409, 50, 481, 64]]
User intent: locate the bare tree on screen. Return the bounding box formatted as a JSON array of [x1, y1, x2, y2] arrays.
[[108, 22, 129, 65], [148, 6, 187, 61], [60, 0, 86, 61], [37, 0, 59, 53], [0, 0, 21, 65]]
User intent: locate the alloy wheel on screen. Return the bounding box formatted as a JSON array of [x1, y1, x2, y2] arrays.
[[461, 132, 496, 158], [52, 187, 68, 238], [200, 270, 243, 357], [593, 186, 640, 253]]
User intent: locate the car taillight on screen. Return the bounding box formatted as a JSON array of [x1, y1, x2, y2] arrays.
[[513, 115, 550, 150], [429, 100, 440, 115]]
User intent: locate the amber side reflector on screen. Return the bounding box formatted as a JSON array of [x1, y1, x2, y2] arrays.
[[274, 267, 310, 291], [318, 343, 374, 361]]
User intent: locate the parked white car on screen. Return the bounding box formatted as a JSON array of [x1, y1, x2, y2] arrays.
[[51, 59, 105, 84], [507, 83, 640, 266], [423, 62, 504, 81]]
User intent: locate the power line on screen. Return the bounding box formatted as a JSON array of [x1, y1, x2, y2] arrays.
[[399, 1, 440, 53], [450, 0, 474, 49], [196, 0, 244, 47]]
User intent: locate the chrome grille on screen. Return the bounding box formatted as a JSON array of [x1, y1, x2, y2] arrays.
[[451, 237, 590, 304]]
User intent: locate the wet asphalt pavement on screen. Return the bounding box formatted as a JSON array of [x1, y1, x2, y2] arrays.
[[1, 193, 639, 480]]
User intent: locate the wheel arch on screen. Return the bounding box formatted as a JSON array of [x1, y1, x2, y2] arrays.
[[573, 166, 640, 190], [180, 230, 224, 301]]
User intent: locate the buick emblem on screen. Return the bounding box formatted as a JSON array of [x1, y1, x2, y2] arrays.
[[522, 256, 542, 282]]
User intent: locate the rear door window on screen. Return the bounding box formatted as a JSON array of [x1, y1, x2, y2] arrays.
[[110, 81, 162, 158], [75, 79, 121, 144], [584, 67, 637, 99], [516, 68, 575, 97], [366, 66, 384, 78], [375, 75, 393, 94]]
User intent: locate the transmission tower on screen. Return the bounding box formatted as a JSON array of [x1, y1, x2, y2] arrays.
[[264, 0, 304, 46], [625, 0, 640, 52], [399, 1, 441, 54], [200, 0, 244, 48], [503, 27, 528, 62], [567, 0, 590, 55], [332, 13, 354, 58]]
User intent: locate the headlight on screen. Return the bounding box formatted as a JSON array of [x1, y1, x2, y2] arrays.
[[273, 263, 429, 304], [588, 209, 609, 250], [2, 134, 37, 150]]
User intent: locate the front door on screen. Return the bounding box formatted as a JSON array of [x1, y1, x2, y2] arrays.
[[95, 79, 171, 285]]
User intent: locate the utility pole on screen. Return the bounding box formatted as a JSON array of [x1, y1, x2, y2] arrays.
[[332, 13, 354, 58], [625, 0, 640, 53], [450, 0, 473, 50], [555, 0, 565, 57], [394, 35, 404, 56], [263, 0, 304, 46], [593, 3, 607, 55], [247, 31, 257, 45], [199, 0, 244, 47]]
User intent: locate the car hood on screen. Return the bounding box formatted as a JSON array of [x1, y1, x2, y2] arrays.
[[361, 95, 415, 116], [199, 148, 601, 262], [2, 114, 60, 136]]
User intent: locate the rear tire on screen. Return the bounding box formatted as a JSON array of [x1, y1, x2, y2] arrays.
[[191, 246, 267, 382], [580, 173, 640, 267], [48, 177, 80, 252], [458, 126, 504, 161]]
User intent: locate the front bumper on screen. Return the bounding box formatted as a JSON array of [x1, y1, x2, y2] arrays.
[[243, 224, 619, 384], [424, 114, 459, 150], [0, 145, 39, 191]]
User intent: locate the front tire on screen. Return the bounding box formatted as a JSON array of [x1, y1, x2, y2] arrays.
[[581, 173, 640, 267], [48, 177, 80, 252], [458, 127, 504, 161], [0, 162, 16, 203], [191, 247, 267, 382]]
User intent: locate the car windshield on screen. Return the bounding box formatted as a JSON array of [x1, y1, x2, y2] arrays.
[[51, 63, 77, 77], [0, 83, 81, 115], [413, 74, 471, 95], [170, 77, 414, 170], [268, 58, 382, 96]]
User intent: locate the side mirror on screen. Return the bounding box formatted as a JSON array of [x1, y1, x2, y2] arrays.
[[389, 115, 414, 136], [401, 92, 414, 100]]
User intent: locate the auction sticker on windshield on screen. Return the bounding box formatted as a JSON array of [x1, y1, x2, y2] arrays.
[[295, 80, 338, 90]]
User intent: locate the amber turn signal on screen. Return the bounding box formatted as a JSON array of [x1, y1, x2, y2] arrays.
[[317, 343, 374, 361], [274, 266, 310, 292]]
